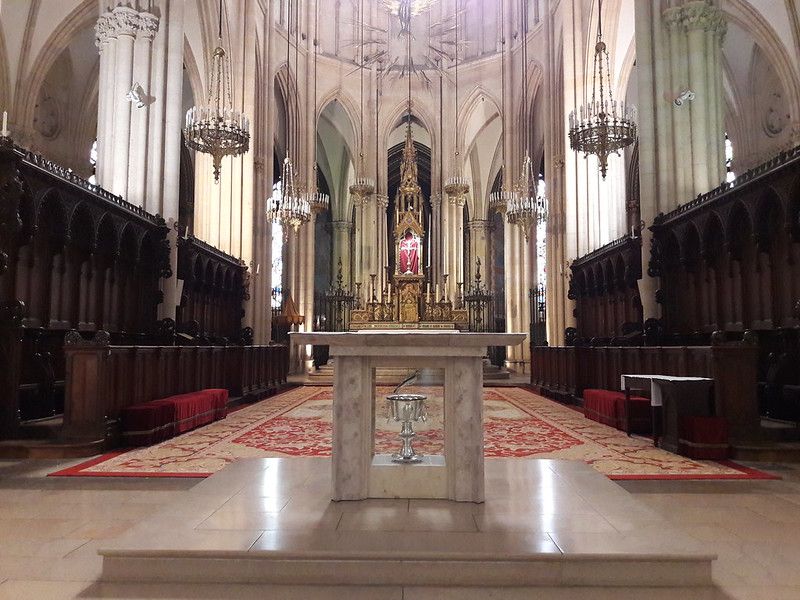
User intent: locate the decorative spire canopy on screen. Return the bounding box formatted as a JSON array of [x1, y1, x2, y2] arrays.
[[396, 122, 424, 218]]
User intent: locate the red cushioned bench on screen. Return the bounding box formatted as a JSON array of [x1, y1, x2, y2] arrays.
[[583, 388, 652, 435], [121, 388, 229, 447]]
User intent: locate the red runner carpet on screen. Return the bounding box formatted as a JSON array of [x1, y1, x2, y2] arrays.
[[51, 386, 777, 480]]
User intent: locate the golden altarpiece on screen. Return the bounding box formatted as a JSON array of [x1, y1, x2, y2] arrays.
[[350, 126, 467, 330]]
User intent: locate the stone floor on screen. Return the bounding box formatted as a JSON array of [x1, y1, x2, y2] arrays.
[[0, 455, 798, 599]]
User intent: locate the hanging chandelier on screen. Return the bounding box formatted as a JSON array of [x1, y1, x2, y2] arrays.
[[505, 0, 547, 242], [490, 168, 516, 213], [267, 156, 310, 232], [350, 0, 375, 203], [443, 0, 469, 205], [489, 2, 512, 215], [266, 0, 309, 233], [183, 0, 249, 183], [308, 9, 329, 216], [568, 0, 636, 179], [507, 154, 547, 242]]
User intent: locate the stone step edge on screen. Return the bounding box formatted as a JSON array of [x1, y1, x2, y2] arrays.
[[100, 552, 714, 587]]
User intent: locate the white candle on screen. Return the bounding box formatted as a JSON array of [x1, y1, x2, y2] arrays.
[[388, 283, 392, 298], [435, 284, 440, 301], [1, 111, 7, 136]]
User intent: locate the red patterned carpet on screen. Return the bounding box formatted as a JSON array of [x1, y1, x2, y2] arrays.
[[51, 386, 776, 480]]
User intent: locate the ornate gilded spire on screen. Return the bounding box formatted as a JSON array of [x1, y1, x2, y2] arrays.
[[399, 122, 420, 194]]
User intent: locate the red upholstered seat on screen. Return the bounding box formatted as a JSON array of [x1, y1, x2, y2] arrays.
[[121, 400, 175, 446], [583, 388, 651, 434], [121, 388, 229, 446], [678, 416, 730, 459], [583, 389, 619, 427]]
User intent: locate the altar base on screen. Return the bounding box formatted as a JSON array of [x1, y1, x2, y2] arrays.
[[98, 457, 715, 596]]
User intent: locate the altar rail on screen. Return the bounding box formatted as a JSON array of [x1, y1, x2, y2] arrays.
[[62, 333, 288, 444], [530, 343, 760, 443]]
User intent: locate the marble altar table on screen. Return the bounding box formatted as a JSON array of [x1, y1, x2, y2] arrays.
[[291, 330, 526, 502]]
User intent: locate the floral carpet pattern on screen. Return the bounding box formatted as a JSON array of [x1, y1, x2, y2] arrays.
[[51, 385, 776, 480]]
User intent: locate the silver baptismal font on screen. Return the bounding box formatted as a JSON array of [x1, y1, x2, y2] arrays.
[[386, 393, 427, 462]]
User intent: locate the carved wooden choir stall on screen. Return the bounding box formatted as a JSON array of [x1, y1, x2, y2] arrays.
[[0, 139, 288, 453]]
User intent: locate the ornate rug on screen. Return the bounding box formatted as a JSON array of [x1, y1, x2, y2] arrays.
[[50, 386, 777, 480]]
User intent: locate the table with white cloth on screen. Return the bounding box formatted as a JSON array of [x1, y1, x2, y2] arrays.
[[620, 374, 714, 453]]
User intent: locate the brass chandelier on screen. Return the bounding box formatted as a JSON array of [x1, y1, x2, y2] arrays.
[[183, 0, 250, 183], [266, 0, 310, 232], [505, 0, 547, 241], [568, 0, 636, 179]]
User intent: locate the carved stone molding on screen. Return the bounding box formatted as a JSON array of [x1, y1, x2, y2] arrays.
[[110, 6, 140, 38], [137, 12, 160, 41], [331, 220, 354, 233], [95, 12, 114, 48]]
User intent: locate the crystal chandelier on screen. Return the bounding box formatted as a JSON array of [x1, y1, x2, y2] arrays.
[[266, 0, 309, 233], [507, 154, 547, 242], [183, 0, 249, 183], [267, 156, 310, 232], [568, 0, 636, 179], [505, 0, 547, 242]]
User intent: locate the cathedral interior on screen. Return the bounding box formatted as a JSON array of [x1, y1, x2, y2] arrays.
[[1, 0, 800, 598]]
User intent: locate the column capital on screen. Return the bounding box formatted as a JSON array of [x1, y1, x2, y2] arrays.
[[375, 194, 389, 209], [95, 12, 115, 48], [137, 12, 160, 41], [110, 6, 139, 38], [467, 219, 492, 233], [331, 220, 354, 233], [663, 2, 726, 37]]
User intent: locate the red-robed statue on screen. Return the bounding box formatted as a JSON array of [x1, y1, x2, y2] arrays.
[[399, 231, 420, 275]]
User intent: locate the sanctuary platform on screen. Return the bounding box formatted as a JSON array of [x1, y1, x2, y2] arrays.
[[97, 457, 716, 597]]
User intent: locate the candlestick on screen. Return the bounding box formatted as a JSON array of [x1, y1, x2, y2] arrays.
[[435, 283, 440, 302]]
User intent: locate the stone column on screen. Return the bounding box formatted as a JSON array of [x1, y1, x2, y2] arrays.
[[636, 0, 727, 325], [467, 220, 491, 283], [94, 12, 115, 187], [109, 6, 138, 199], [375, 194, 389, 290], [128, 13, 159, 206], [332, 220, 353, 287]]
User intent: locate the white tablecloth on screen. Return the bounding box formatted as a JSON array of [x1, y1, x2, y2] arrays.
[[620, 374, 713, 407]]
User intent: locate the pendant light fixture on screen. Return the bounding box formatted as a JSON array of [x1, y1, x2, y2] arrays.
[[307, 0, 330, 214], [568, 0, 637, 178], [506, 0, 548, 241], [350, 0, 375, 202], [183, 0, 250, 183], [266, 0, 310, 232], [443, 1, 469, 205], [490, 0, 515, 213]]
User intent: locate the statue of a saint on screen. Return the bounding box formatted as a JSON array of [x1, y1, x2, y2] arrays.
[[399, 231, 419, 275]]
